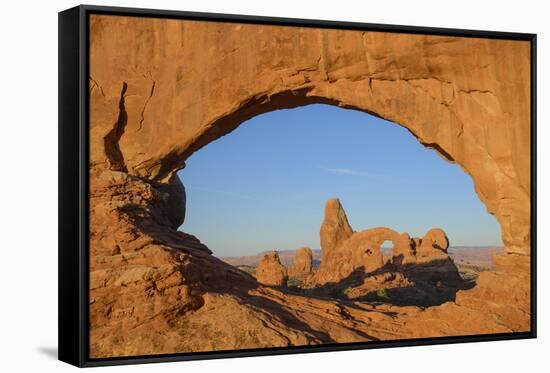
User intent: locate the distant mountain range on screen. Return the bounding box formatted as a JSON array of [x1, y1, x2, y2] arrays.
[[222, 249, 322, 268], [447, 246, 504, 268], [221, 246, 504, 269]]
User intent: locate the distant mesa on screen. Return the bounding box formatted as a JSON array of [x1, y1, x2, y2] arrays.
[[256, 251, 288, 287]]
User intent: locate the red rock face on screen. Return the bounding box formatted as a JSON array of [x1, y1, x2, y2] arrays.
[[87, 15, 532, 358], [320, 199, 354, 261]]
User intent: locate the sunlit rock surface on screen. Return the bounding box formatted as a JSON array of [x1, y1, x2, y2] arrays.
[[88, 15, 531, 358]]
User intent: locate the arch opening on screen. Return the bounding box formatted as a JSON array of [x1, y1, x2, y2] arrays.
[[381, 240, 394, 265], [160, 84, 517, 253], [176, 104, 502, 305]]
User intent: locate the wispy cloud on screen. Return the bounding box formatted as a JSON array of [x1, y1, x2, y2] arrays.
[[322, 167, 384, 179]]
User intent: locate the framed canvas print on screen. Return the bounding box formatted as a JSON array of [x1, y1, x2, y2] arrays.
[[58, 5, 537, 367]]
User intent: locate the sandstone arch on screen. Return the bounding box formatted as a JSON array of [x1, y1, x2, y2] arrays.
[[316, 226, 404, 284], [87, 15, 531, 357], [90, 15, 530, 256], [315, 198, 457, 285]]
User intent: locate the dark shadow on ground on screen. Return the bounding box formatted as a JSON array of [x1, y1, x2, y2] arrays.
[[302, 257, 474, 308], [116, 200, 472, 339], [119, 203, 348, 344]]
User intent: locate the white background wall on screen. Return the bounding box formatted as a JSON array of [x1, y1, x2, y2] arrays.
[[0, 0, 547, 371]]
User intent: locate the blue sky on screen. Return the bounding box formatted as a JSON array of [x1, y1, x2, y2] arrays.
[[177, 104, 502, 257]]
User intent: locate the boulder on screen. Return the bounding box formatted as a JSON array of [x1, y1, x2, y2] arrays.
[[415, 228, 451, 262], [256, 251, 288, 287], [422, 228, 449, 251], [157, 174, 186, 229], [288, 247, 313, 278]]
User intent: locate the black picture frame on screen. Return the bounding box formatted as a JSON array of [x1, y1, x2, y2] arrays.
[[58, 4, 537, 368]]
